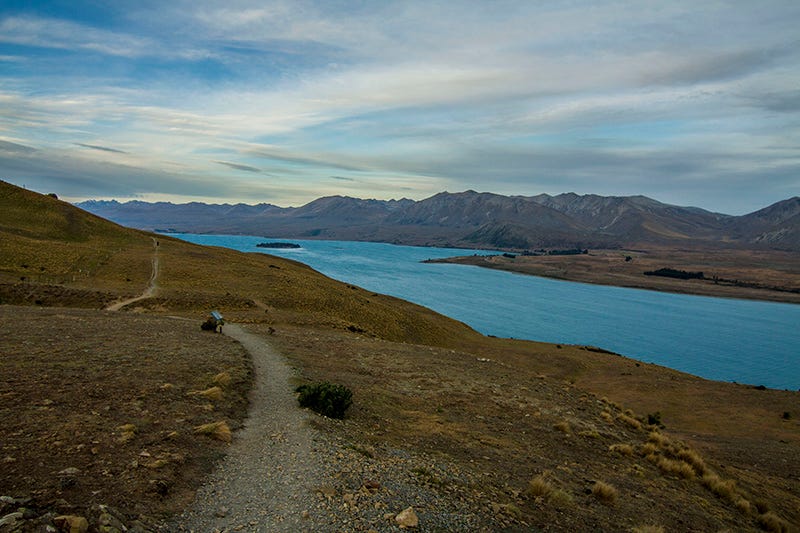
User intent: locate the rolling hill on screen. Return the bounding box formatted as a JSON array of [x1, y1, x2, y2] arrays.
[[2, 179, 798, 531]]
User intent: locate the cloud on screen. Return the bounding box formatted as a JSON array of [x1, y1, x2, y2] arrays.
[[76, 143, 128, 154], [0, 1, 798, 213], [215, 160, 261, 172], [0, 16, 153, 57], [0, 139, 37, 154]]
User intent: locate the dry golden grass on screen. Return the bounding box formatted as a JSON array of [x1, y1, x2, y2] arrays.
[[591, 480, 618, 505], [655, 456, 695, 479], [618, 413, 642, 430], [189, 386, 225, 401], [647, 431, 669, 447], [639, 442, 659, 456], [735, 498, 751, 514], [212, 371, 232, 387], [608, 443, 634, 456], [757, 511, 791, 533], [675, 448, 707, 475], [525, 475, 553, 498], [193, 421, 232, 443], [600, 411, 614, 423], [553, 420, 571, 434], [701, 473, 737, 502]]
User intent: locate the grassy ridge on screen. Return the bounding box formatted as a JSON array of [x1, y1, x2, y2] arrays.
[[0, 180, 478, 346]]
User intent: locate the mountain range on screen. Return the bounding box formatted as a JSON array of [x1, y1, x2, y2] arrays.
[[77, 191, 800, 251]]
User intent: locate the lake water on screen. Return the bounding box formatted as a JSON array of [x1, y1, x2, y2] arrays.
[[172, 234, 800, 390]]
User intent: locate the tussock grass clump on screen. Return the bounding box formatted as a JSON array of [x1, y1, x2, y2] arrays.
[[296, 381, 353, 419], [754, 499, 771, 514], [194, 421, 232, 442], [591, 481, 618, 505], [553, 420, 571, 434], [675, 448, 707, 475], [734, 498, 751, 514], [757, 511, 790, 533], [548, 489, 573, 507], [117, 423, 137, 444], [618, 413, 642, 430], [647, 431, 669, 447], [600, 411, 614, 423], [639, 442, 659, 456], [655, 456, 695, 479], [700, 473, 737, 502], [579, 429, 601, 439], [526, 475, 553, 498], [189, 386, 224, 401], [525, 475, 573, 507], [212, 371, 232, 387], [609, 443, 634, 456]]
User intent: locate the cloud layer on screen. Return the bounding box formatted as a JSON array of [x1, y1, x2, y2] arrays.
[[1, 1, 798, 213]]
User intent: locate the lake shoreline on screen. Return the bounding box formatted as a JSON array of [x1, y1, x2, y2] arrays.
[[426, 248, 800, 305]]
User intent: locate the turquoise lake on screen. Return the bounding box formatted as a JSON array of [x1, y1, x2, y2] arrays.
[[172, 234, 800, 391]]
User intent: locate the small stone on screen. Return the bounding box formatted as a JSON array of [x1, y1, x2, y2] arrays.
[[317, 486, 336, 499], [54, 515, 89, 533], [395, 506, 418, 528], [58, 467, 81, 476], [301, 510, 310, 520], [215, 506, 228, 518]]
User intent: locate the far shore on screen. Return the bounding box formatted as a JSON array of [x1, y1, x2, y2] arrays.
[[426, 247, 800, 304]]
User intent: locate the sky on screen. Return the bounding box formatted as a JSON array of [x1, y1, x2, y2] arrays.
[[0, 1, 798, 214]]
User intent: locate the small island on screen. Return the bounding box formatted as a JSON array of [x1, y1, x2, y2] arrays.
[[256, 241, 301, 249]]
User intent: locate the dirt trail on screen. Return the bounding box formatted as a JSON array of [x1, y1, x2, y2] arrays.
[[106, 238, 159, 311], [172, 324, 331, 531]]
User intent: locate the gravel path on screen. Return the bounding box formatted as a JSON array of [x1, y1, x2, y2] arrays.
[[106, 238, 160, 311], [173, 323, 330, 532], [171, 324, 496, 532]]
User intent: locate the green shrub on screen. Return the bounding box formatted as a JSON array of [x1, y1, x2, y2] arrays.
[[296, 382, 353, 419], [647, 412, 663, 427]]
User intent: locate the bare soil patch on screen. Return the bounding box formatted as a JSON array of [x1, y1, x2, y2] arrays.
[[0, 306, 252, 524]]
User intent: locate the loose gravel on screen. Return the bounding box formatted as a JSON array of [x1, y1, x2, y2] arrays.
[[171, 324, 498, 533]]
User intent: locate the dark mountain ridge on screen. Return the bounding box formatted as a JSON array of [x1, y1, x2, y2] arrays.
[[76, 192, 800, 251]]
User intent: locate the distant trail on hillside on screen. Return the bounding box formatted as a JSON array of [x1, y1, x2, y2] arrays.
[[105, 237, 159, 311]]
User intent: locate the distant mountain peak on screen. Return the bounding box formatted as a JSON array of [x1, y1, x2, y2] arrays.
[[73, 190, 800, 251]]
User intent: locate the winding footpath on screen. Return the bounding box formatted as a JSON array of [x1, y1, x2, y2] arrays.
[[172, 324, 332, 532], [105, 238, 160, 311]]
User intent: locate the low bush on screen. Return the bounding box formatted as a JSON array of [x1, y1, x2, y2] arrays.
[[296, 381, 353, 419], [647, 411, 663, 427]]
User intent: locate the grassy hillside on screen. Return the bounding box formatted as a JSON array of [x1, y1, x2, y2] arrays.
[[1, 180, 797, 531]]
